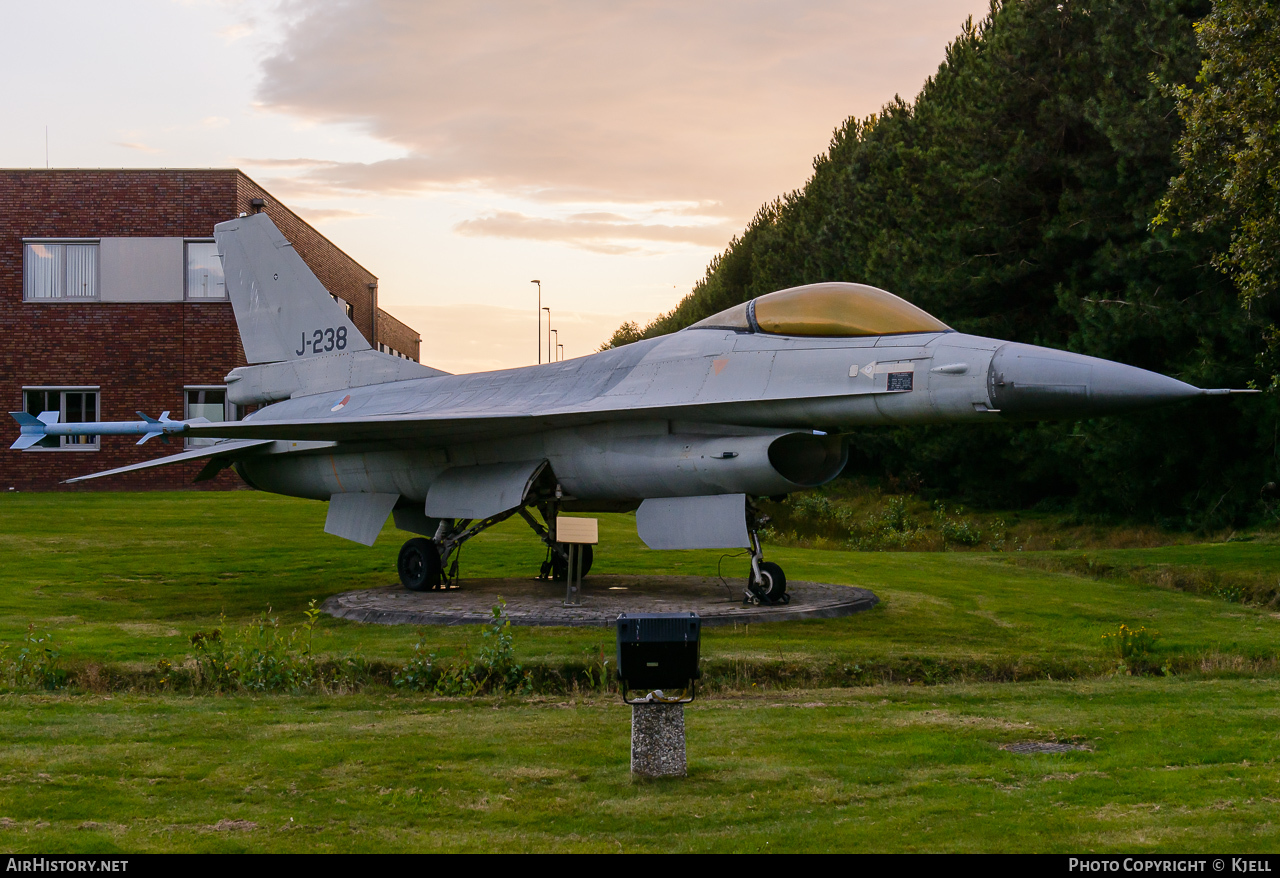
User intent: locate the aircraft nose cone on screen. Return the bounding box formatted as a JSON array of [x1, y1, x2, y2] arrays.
[[987, 343, 1202, 420]]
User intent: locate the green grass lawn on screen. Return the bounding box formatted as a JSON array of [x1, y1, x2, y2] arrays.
[[0, 492, 1277, 675], [3, 680, 1279, 852], [2, 491, 1279, 851]]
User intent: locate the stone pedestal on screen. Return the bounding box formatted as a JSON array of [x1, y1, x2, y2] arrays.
[[631, 703, 686, 778]]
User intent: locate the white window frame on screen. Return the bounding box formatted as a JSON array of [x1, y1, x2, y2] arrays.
[[184, 385, 239, 448], [22, 239, 100, 301], [21, 386, 100, 451], [331, 295, 354, 319], [184, 239, 227, 300]]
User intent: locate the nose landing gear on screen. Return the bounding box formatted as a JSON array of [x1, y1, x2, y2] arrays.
[[745, 504, 788, 606]]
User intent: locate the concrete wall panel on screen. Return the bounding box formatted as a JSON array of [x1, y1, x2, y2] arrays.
[[99, 237, 183, 302]]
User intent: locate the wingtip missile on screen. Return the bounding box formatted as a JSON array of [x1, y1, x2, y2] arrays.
[[9, 410, 196, 450]]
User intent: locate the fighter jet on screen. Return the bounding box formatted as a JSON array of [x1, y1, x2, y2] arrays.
[[9, 213, 1250, 603]]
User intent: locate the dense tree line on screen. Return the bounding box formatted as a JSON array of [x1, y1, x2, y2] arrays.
[[606, 0, 1280, 527], [1157, 0, 1280, 337]]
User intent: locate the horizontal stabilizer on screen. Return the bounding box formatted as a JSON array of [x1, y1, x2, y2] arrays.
[[63, 439, 274, 484], [224, 350, 449, 407]]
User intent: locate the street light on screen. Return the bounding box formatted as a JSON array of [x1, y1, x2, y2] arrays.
[[530, 280, 541, 364], [558, 343, 564, 362], [550, 329, 558, 363], [543, 307, 551, 364]]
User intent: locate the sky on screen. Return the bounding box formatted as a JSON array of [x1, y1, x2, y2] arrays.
[[0, 0, 990, 373]]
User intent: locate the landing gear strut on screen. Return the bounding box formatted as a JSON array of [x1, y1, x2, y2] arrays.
[[395, 494, 594, 591], [396, 506, 524, 591], [745, 502, 788, 606], [521, 504, 593, 582]]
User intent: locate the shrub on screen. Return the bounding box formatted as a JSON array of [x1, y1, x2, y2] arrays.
[[1102, 623, 1163, 674], [853, 496, 926, 550], [933, 502, 983, 547]]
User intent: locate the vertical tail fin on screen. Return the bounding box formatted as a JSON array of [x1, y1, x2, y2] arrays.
[[214, 212, 371, 365]]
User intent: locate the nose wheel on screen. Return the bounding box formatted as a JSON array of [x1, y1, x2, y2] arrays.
[[748, 560, 788, 604]]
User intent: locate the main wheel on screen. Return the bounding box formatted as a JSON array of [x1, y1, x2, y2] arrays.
[[398, 538, 442, 591], [750, 561, 787, 604], [551, 544, 594, 581]]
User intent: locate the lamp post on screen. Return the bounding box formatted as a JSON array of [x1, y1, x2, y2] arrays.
[[558, 343, 564, 362], [550, 329, 558, 362], [530, 280, 541, 364], [543, 307, 551, 364]]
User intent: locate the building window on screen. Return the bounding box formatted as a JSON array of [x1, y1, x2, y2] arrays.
[[185, 241, 226, 299], [378, 342, 414, 361], [22, 387, 99, 450], [23, 242, 99, 300], [184, 387, 239, 448], [332, 295, 354, 319]]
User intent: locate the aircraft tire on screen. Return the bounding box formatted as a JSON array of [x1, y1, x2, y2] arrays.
[[552, 544, 593, 581], [753, 561, 787, 604], [398, 538, 442, 592]]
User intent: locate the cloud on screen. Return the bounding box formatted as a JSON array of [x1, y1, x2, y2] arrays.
[[254, 0, 989, 227], [385, 302, 658, 372], [202, 116, 230, 128], [455, 210, 732, 251], [235, 156, 339, 169], [218, 21, 254, 43], [113, 141, 161, 154], [292, 206, 372, 223]]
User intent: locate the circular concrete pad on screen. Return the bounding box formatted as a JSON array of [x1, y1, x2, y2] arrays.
[[322, 574, 878, 627]]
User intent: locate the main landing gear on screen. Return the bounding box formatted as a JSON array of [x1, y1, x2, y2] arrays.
[[744, 502, 788, 606], [396, 498, 591, 591]]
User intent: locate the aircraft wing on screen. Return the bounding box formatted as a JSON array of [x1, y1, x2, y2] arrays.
[[177, 397, 785, 446], [64, 439, 274, 484], [183, 411, 599, 445]]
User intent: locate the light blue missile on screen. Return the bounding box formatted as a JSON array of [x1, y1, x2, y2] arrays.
[[8, 411, 205, 450]]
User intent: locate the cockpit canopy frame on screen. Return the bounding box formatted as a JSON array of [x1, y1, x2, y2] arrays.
[[687, 282, 949, 338]]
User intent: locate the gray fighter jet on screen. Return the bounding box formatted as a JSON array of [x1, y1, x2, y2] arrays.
[[9, 213, 1249, 602]]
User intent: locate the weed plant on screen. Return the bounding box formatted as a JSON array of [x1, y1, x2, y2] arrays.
[[187, 601, 371, 694], [393, 600, 533, 696], [0, 624, 68, 691]]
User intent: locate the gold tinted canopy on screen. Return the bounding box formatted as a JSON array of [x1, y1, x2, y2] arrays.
[[689, 282, 949, 337]]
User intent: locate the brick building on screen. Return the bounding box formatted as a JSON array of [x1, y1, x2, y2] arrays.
[[0, 169, 421, 491]]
